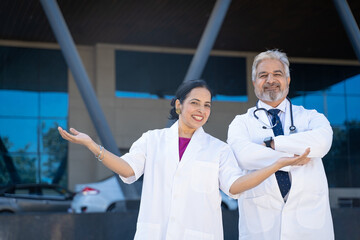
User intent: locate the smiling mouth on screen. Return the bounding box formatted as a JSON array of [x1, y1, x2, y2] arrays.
[[192, 115, 204, 122], [264, 86, 280, 91]]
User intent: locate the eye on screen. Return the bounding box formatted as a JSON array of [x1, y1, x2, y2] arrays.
[[259, 74, 268, 79], [205, 104, 211, 108], [191, 101, 198, 105]]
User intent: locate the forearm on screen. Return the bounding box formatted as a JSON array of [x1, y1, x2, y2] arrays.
[[229, 140, 292, 170], [274, 128, 332, 158], [229, 161, 281, 195], [88, 141, 135, 178]]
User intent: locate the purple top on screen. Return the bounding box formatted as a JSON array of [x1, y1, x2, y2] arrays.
[[179, 137, 191, 161]]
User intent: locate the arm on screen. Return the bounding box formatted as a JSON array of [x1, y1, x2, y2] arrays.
[[229, 148, 310, 195], [227, 115, 292, 170], [58, 127, 135, 178], [274, 110, 333, 158]]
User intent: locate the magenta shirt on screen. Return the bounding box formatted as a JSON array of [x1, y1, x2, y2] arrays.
[[179, 137, 191, 161]]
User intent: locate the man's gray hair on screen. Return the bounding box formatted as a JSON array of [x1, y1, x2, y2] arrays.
[[251, 49, 290, 81]]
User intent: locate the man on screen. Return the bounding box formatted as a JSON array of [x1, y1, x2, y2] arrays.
[[227, 49, 334, 240]]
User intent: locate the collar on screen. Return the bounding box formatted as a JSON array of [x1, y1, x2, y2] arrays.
[[258, 98, 288, 113], [170, 120, 205, 138]]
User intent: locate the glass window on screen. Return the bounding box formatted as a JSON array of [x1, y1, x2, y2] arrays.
[[115, 50, 247, 101], [326, 96, 347, 125], [345, 74, 360, 95], [40, 92, 68, 118], [0, 90, 38, 117], [346, 96, 360, 121], [0, 46, 68, 187], [290, 63, 360, 187], [0, 118, 38, 153]]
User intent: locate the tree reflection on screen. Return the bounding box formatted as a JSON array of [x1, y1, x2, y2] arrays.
[[0, 123, 68, 186], [324, 120, 360, 187]]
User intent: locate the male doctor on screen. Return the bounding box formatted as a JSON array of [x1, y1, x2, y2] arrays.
[[227, 49, 334, 240]]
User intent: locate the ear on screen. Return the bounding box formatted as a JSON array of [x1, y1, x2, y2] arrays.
[[287, 76, 291, 85], [175, 99, 181, 110]]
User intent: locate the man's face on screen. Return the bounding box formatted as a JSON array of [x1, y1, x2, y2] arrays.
[[253, 59, 290, 105]]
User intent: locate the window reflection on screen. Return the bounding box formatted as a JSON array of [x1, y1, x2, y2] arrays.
[[0, 118, 38, 153], [291, 65, 360, 188], [0, 46, 68, 187], [0, 90, 38, 117], [40, 92, 68, 118]]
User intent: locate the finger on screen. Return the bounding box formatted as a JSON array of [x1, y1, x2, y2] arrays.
[[59, 129, 73, 141], [60, 128, 79, 142], [298, 157, 311, 165], [297, 148, 310, 159], [70, 128, 79, 135]]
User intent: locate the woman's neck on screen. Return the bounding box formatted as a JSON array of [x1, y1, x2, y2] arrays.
[[178, 122, 196, 138]]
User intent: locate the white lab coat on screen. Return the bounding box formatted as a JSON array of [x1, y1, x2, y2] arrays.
[[227, 99, 334, 240], [121, 121, 243, 240]]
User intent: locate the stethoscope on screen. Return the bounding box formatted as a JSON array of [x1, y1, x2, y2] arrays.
[[253, 97, 297, 133]]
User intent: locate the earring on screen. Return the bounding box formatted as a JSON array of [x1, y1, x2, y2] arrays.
[[176, 108, 181, 115]]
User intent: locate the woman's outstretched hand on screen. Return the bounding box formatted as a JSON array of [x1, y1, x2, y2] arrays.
[[277, 148, 311, 168], [58, 127, 93, 147]]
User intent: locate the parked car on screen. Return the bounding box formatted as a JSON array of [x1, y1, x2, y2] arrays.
[[0, 183, 74, 214], [71, 176, 237, 213]]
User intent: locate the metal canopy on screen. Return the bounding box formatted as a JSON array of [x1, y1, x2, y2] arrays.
[[0, 0, 360, 59]]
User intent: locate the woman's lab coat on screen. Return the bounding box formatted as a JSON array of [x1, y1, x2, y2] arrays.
[[121, 121, 242, 240], [227, 99, 334, 240]]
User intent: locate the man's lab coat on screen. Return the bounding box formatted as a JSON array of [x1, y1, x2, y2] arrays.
[[228, 99, 334, 240]]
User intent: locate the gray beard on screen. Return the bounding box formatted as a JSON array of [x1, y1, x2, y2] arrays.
[[255, 86, 289, 102]]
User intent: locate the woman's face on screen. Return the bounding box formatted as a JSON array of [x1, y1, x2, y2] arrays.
[[176, 87, 211, 132]]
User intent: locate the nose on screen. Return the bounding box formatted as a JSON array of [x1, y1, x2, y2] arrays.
[[266, 73, 275, 83], [197, 105, 205, 113]]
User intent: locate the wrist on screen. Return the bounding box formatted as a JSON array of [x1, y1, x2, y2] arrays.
[[263, 137, 273, 149], [87, 140, 99, 153], [270, 140, 275, 149]]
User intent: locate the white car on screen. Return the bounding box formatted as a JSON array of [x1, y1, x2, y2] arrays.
[[71, 176, 128, 213], [71, 176, 237, 213]]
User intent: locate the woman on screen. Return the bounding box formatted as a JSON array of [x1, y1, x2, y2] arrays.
[[58, 80, 310, 240]]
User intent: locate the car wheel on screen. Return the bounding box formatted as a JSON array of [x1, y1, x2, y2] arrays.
[[0, 210, 14, 215], [106, 203, 117, 212]]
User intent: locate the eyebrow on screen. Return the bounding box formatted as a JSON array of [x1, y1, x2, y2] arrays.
[[258, 70, 284, 75], [190, 98, 211, 104]]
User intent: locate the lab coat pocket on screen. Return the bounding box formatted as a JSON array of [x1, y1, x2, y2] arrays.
[[134, 222, 161, 240], [191, 161, 218, 193], [243, 195, 275, 233], [296, 192, 327, 229], [183, 229, 214, 240]]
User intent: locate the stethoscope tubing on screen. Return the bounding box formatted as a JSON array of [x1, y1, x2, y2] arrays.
[[253, 97, 297, 133]]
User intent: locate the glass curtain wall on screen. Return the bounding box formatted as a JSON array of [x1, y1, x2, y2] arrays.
[[115, 50, 247, 101], [290, 63, 360, 187], [0, 46, 69, 187]]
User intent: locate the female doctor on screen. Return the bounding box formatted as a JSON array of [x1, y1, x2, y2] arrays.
[[58, 80, 310, 240]]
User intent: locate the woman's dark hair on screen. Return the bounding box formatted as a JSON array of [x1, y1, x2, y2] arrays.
[[169, 79, 213, 120]]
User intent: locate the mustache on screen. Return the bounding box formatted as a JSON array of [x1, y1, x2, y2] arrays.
[[263, 82, 281, 88]]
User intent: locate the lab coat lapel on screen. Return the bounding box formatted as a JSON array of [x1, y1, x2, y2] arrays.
[[283, 99, 292, 136], [168, 121, 180, 163]]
